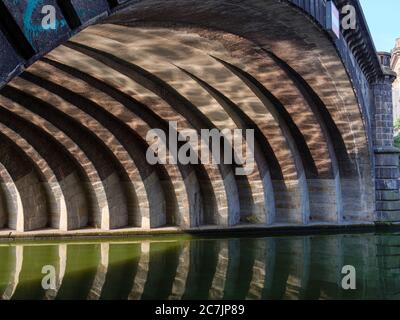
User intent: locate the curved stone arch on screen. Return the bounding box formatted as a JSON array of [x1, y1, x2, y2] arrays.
[[4, 81, 140, 229], [8, 76, 164, 229], [87, 23, 318, 178], [65, 32, 271, 224], [39, 55, 219, 227], [101, 0, 374, 221], [0, 0, 378, 87], [65, 40, 246, 226], [181, 67, 270, 223], [211, 48, 342, 222], [49, 43, 239, 227], [248, 3, 375, 220], [78, 26, 288, 224], [264, 50, 349, 221], [0, 136, 46, 232], [0, 0, 384, 231], [0, 106, 93, 231], [19, 61, 192, 228], [32, 57, 216, 228], [0, 93, 114, 230], [209, 55, 312, 223], [84, 23, 347, 224], [179, 66, 277, 223], [0, 180, 7, 229], [0, 162, 24, 231], [209, 44, 344, 223], [0, 124, 68, 230]]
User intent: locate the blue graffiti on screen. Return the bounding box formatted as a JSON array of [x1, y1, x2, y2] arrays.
[[18, 0, 67, 46]]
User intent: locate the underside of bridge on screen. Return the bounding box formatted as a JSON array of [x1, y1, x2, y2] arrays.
[[0, 0, 395, 233]]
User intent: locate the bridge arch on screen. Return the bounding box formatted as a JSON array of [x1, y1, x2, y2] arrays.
[[0, 0, 397, 233]]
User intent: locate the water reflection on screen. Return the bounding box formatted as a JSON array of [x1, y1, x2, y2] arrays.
[[1, 233, 400, 300]]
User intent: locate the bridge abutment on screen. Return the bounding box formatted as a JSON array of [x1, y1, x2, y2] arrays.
[[374, 53, 400, 221]]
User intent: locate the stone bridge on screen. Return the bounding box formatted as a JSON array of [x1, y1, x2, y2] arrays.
[[0, 0, 398, 234]]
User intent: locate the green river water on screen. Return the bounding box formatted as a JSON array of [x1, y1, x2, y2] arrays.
[[0, 232, 399, 300]]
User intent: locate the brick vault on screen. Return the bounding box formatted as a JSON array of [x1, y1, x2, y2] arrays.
[[0, 0, 398, 234]]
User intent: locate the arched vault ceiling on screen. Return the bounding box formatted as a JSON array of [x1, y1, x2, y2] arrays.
[[0, 0, 375, 233]]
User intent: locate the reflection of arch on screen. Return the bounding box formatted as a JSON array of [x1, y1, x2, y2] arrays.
[[101, 243, 141, 299], [129, 242, 150, 300], [45, 244, 67, 300], [88, 243, 109, 300], [183, 240, 220, 299], [56, 243, 100, 300], [1, 245, 23, 300], [141, 242, 180, 300], [209, 240, 229, 299], [0, 0, 375, 232], [0, 236, 398, 300], [169, 242, 190, 300]]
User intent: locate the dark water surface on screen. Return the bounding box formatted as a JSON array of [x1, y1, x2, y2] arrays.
[[1, 232, 400, 300]]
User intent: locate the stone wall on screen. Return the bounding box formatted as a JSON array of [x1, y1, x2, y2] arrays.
[[374, 52, 400, 221], [392, 39, 400, 122]]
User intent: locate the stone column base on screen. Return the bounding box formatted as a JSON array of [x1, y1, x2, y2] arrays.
[[375, 147, 400, 221]]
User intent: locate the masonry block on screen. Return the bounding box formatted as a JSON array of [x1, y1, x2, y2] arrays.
[[375, 167, 400, 179], [376, 201, 400, 211], [376, 190, 400, 201], [376, 211, 400, 222], [376, 179, 399, 191], [375, 152, 399, 166]]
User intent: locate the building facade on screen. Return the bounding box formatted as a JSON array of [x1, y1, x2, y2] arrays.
[[392, 38, 400, 122]]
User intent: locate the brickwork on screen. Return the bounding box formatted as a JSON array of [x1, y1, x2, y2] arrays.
[[392, 39, 400, 122], [374, 52, 400, 221]]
